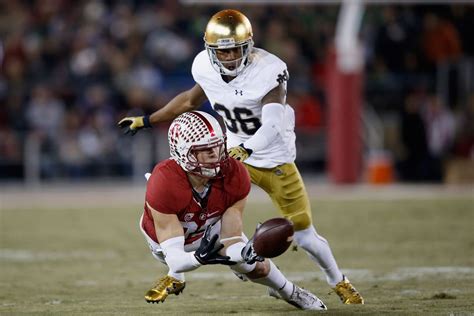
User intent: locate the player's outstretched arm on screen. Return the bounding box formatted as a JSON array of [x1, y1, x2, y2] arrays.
[[118, 83, 208, 135], [220, 197, 246, 247], [147, 201, 234, 270], [147, 201, 202, 272], [228, 83, 286, 161], [218, 197, 263, 264]]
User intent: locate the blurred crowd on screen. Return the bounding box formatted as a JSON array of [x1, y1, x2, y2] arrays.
[[0, 1, 473, 181], [365, 6, 474, 181]]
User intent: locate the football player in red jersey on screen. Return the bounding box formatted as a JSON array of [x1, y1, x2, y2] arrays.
[[139, 111, 326, 310]]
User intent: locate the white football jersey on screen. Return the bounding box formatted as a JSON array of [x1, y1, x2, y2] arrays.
[[191, 48, 296, 168]]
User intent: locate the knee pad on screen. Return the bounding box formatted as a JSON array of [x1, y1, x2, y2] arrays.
[[294, 226, 328, 251], [287, 211, 312, 231]]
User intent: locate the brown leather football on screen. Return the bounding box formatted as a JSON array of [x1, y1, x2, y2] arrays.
[[253, 217, 294, 258]]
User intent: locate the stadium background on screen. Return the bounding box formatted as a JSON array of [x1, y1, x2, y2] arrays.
[[1, 1, 473, 183], [1, 1, 473, 315]]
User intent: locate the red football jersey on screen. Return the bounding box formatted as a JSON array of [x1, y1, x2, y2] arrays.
[[141, 158, 250, 245]]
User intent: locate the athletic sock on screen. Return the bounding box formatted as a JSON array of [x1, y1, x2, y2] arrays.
[[167, 271, 185, 282], [294, 226, 343, 287], [249, 260, 293, 300]]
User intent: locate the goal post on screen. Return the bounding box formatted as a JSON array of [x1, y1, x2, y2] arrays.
[[327, 0, 365, 183]]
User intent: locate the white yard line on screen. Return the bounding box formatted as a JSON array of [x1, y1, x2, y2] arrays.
[[185, 267, 474, 282], [2, 249, 473, 283], [73, 267, 474, 287], [72, 267, 474, 287], [1, 182, 472, 209], [0, 249, 119, 261]]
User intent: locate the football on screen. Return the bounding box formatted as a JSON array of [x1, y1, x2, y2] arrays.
[[252, 217, 294, 258]]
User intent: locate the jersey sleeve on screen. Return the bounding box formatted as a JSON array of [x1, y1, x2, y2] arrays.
[[260, 56, 289, 98], [191, 50, 209, 86], [145, 163, 190, 214]]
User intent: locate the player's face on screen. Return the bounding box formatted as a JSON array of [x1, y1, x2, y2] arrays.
[[193, 146, 221, 164], [215, 47, 243, 71]]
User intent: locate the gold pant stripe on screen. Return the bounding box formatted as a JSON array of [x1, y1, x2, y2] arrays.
[[245, 162, 312, 231]]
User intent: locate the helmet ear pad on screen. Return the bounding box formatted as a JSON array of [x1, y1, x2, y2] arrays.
[[168, 111, 228, 178]]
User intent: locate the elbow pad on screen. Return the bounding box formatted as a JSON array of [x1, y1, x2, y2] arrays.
[[243, 103, 285, 152], [160, 236, 201, 273]]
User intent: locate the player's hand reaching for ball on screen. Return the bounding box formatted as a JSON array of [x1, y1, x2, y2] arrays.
[[241, 223, 264, 264], [241, 239, 265, 264], [228, 144, 253, 162], [118, 115, 152, 135], [194, 226, 236, 266]]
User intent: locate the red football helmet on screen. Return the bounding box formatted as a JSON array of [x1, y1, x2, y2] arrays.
[[168, 111, 228, 178]]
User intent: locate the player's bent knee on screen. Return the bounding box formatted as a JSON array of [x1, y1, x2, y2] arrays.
[[245, 260, 270, 279], [293, 226, 329, 251], [151, 251, 167, 264], [294, 231, 313, 250], [287, 212, 312, 231]]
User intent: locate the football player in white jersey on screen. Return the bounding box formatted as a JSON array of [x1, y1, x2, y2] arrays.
[[119, 9, 363, 305]]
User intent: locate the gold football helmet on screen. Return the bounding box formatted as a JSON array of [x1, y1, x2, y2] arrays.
[[204, 9, 254, 76]]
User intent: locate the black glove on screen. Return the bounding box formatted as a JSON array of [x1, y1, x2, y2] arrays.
[[194, 226, 236, 266], [117, 115, 152, 135], [241, 223, 264, 264]]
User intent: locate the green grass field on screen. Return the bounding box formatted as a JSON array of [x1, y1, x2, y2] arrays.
[[1, 190, 473, 315]]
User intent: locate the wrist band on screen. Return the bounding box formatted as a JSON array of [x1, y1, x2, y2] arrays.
[[143, 115, 152, 128]]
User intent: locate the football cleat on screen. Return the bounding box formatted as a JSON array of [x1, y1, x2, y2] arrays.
[[333, 275, 364, 304], [268, 285, 327, 310], [145, 275, 186, 303]]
